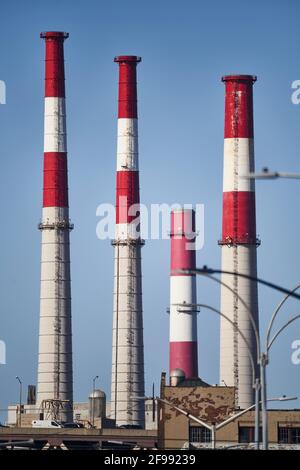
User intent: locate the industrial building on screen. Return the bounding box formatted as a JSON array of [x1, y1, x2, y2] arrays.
[[6, 376, 300, 450], [7, 393, 157, 431], [158, 372, 300, 449]]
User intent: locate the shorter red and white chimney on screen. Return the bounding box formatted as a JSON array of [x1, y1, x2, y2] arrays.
[[169, 209, 198, 379]]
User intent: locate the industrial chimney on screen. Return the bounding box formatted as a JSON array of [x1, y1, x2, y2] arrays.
[[37, 32, 73, 422], [169, 209, 198, 379], [111, 56, 145, 427], [219, 75, 260, 408]]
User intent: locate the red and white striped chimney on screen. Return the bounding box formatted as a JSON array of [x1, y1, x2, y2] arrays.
[[37, 32, 73, 421], [219, 75, 260, 408], [111, 56, 145, 427], [169, 209, 198, 379]]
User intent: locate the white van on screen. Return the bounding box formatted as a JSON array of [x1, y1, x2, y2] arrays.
[[32, 420, 63, 428]]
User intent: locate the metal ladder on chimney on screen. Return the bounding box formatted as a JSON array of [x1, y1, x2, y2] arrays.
[[232, 104, 240, 405], [53, 222, 62, 404], [126, 242, 136, 422], [38, 217, 73, 421]]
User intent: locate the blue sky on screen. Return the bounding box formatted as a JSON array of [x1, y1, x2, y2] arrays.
[[1, 0, 300, 421]]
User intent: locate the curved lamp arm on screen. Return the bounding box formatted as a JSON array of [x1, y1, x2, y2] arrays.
[[199, 303, 257, 386], [195, 273, 261, 361], [266, 284, 300, 352], [267, 314, 300, 351]]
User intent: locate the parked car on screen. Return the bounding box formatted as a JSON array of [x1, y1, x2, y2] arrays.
[[119, 424, 142, 429], [63, 422, 84, 428], [32, 420, 63, 428]]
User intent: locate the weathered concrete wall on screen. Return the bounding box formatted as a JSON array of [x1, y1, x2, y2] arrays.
[[159, 384, 300, 449]]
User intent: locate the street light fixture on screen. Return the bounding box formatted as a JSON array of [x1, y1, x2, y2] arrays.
[[175, 302, 257, 386], [266, 284, 300, 351], [242, 167, 300, 180], [174, 271, 262, 447], [92, 375, 99, 428], [175, 301, 261, 449], [15, 376, 22, 427], [179, 265, 300, 301], [181, 267, 300, 450]]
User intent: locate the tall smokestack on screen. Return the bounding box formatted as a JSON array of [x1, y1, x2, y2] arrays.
[[169, 209, 198, 379], [37, 32, 73, 421], [111, 55, 145, 427], [219, 75, 260, 408]]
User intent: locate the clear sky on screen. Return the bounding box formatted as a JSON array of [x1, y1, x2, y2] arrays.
[[1, 0, 300, 421]]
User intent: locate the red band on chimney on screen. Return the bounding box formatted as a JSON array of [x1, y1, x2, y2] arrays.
[[170, 342, 198, 378], [116, 171, 140, 224], [170, 210, 196, 274], [221, 191, 256, 243], [115, 56, 141, 119], [43, 152, 68, 207], [222, 75, 256, 139], [41, 32, 68, 98]]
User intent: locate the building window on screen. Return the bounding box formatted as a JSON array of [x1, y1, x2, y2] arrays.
[[278, 427, 289, 443], [189, 426, 211, 443], [278, 427, 300, 444], [238, 426, 262, 443], [293, 428, 300, 444]]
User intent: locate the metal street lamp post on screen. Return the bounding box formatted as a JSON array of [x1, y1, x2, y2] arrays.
[[92, 375, 99, 428], [175, 301, 261, 449], [242, 168, 300, 180], [15, 376, 22, 427], [261, 284, 300, 450], [182, 267, 300, 450]]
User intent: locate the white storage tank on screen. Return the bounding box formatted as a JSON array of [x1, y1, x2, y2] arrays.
[[89, 389, 106, 420], [170, 369, 186, 387]]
